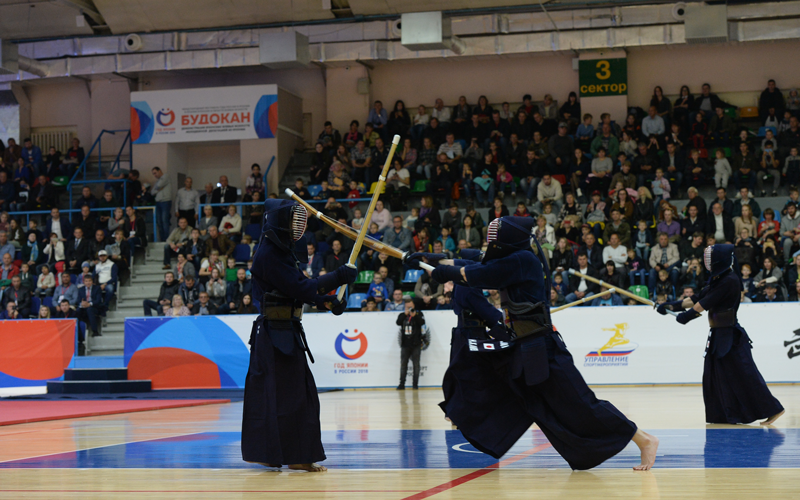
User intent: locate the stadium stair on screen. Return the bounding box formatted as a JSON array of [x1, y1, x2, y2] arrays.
[[46, 368, 151, 394], [86, 248, 162, 357]]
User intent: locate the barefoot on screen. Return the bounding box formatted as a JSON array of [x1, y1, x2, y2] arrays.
[[631, 429, 659, 471], [761, 410, 785, 426], [288, 463, 327, 472]]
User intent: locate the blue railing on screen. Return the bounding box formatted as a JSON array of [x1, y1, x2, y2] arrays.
[[68, 129, 131, 208]]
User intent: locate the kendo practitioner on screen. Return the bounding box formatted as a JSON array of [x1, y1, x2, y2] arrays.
[[428, 216, 659, 471], [242, 199, 357, 472], [407, 248, 504, 364], [657, 244, 784, 425]]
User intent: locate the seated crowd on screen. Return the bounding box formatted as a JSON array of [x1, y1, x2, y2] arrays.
[[298, 81, 800, 309]]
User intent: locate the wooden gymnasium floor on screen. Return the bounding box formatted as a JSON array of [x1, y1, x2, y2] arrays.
[[0, 386, 798, 499]]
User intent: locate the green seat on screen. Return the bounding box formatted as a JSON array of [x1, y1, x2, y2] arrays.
[[51, 176, 69, 187], [225, 268, 237, 282], [403, 291, 416, 299], [723, 147, 732, 157], [724, 107, 737, 118], [411, 180, 430, 193], [356, 271, 374, 284], [629, 285, 649, 301]]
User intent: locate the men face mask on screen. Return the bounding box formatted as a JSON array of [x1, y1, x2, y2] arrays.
[[291, 205, 308, 242]]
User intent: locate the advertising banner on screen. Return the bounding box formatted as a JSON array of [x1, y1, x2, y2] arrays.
[[0, 319, 76, 388], [123, 304, 800, 389], [130, 84, 278, 144]]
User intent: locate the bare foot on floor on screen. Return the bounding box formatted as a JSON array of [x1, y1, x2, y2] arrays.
[[631, 429, 659, 471], [761, 410, 785, 426], [288, 463, 327, 472]]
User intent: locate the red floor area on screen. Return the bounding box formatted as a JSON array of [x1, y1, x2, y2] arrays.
[[0, 400, 228, 426]]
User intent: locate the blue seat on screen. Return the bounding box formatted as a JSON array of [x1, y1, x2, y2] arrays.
[[244, 223, 261, 240], [43, 296, 53, 310], [403, 269, 423, 283], [307, 185, 323, 198], [31, 296, 41, 317], [456, 139, 467, 152], [316, 241, 330, 257], [758, 126, 777, 137], [347, 293, 367, 310], [232, 244, 251, 264]]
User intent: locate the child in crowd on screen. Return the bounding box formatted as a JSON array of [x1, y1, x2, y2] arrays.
[[438, 226, 456, 253], [241, 234, 254, 257], [679, 258, 704, 290], [713, 148, 732, 189], [655, 293, 668, 306], [626, 248, 647, 286], [367, 222, 383, 241], [227, 257, 237, 273], [741, 263, 756, 299], [351, 208, 365, 230], [314, 180, 333, 200], [361, 296, 379, 312], [788, 89, 800, 116], [633, 219, 652, 262], [363, 123, 379, 148], [246, 260, 253, 279], [18, 263, 35, 292], [651, 168, 670, 201], [691, 112, 707, 149], [404, 207, 419, 229], [784, 148, 800, 188], [619, 131, 637, 158], [366, 274, 388, 308], [552, 273, 569, 298], [33, 264, 54, 296], [514, 202, 531, 217], [495, 164, 515, 199], [654, 269, 673, 300], [575, 114, 594, 152], [779, 111, 793, 134], [175, 253, 191, 282], [347, 180, 362, 209], [541, 203, 557, 227]]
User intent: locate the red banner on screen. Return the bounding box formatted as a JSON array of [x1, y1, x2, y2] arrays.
[[0, 319, 75, 384]]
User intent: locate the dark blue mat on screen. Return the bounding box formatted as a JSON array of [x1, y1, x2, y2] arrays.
[[6, 388, 341, 401]]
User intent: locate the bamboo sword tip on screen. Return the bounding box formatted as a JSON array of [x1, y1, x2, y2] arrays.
[[284, 188, 294, 196], [392, 134, 401, 145]]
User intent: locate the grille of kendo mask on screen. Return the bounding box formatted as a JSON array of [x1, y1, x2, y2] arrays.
[[291, 205, 308, 242], [704, 246, 713, 272], [487, 219, 500, 243]]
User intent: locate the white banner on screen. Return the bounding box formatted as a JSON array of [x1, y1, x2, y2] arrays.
[[216, 304, 800, 388], [130, 85, 278, 144]]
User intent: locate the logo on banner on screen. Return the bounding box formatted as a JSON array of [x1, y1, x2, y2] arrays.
[[156, 108, 175, 127], [334, 329, 369, 374], [785, 328, 800, 359], [585, 323, 638, 367]]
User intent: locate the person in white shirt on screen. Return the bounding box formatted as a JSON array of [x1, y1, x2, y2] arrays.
[[641, 105, 666, 138], [94, 250, 116, 308], [534, 174, 564, 214], [174, 176, 200, 224], [385, 160, 411, 211], [219, 205, 243, 241], [437, 133, 463, 166], [432, 98, 451, 125], [602, 233, 628, 270], [370, 200, 392, 233]]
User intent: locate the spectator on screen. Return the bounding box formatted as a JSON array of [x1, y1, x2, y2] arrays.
[[560, 92, 581, 127], [108, 206, 125, 235], [94, 250, 117, 308], [303, 243, 324, 279], [342, 120, 363, 149], [149, 166, 172, 241], [642, 105, 666, 140], [414, 270, 442, 311], [105, 229, 130, 275], [178, 275, 204, 314], [0, 231, 14, 264], [366, 273, 388, 308], [759, 79, 785, 123], [368, 100, 388, 139], [756, 282, 785, 302], [197, 205, 218, 241], [244, 163, 265, 200], [599, 259, 628, 290], [781, 203, 800, 262], [205, 267, 227, 308], [441, 203, 462, 232], [219, 205, 243, 242], [566, 253, 600, 303], [383, 216, 412, 253], [88, 229, 108, 264], [590, 123, 620, 159], [732, 143, 758, 192], [72, 205, 97, 238], [65, 227, 90, 274], [396, 303, 428, 390], [0, 301, 19, 320], [318, 121, 342, 152], [53, 298, 77, 321], [53, 272, 78, 307], [194, 291, 217, 315], [199, 249, 225, 281], [0, 251, 19, 282], [325, 240, 346, 273], [174, 177, 200, 224], [204, 225, 234, 258], [473, 152, 497, 207], [680, 231, 706, 263], [143, 272, 179, 316], [384, 289, 406, 312], [370, 200, 392, 233], [656, 208, 681, 243], [758, 140, 782, 197], [125, 206, 149, 255], [648, 232, 680, 292], [33, 264, 55, 297], [162, 217, 192, 269], [604, 209, 632, 248], [235, 293, 258, 315], [602, 233, 628, 270], [76, 274, 101, 337], [705, 202, 734, 244], [734, 205, 758, 241], [210, 175, 237, 218], [385, 159, 411, 211], [165, 294, 191, 317], [41, 232, 65, 271], [457, 215, 482, 249]]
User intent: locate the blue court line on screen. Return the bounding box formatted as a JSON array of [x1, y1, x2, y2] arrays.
[[0, 428, 794, 470]]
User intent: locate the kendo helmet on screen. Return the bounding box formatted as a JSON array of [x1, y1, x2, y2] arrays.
[[261, 199, 308, 252], [704, 243, 735, 282]]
